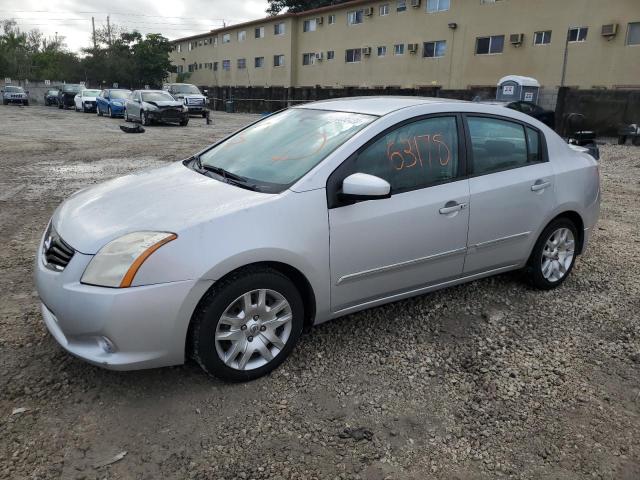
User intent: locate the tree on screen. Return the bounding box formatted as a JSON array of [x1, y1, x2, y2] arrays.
[[266, 0, 351, 15]]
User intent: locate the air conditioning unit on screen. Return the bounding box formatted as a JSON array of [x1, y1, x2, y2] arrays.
[[364, 7, 374, 16], [315, 52, 324, 61], [509, 33, 524, 45], [601, 23, 618, 37], [408, 43, 419, 53], [411, 0, 421, 7], [363, 46, 372, 55], [316, 16, 324, 25]]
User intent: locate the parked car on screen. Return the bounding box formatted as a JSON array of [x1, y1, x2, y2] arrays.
[[58, 84, 83, 109], [44, 88, 60, 106], [96, 89, 132, 118], [2, 85, 29, 105], [163, 83, 208, 117], [124, 90, 189, 126], [481, 100, 555, 129], [74, 89, 101, 113], [35, 97, 600, 381]]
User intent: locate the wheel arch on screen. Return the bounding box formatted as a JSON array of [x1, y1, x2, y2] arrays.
[[184, 261, 317, 359], [533, 210, 585, 258]]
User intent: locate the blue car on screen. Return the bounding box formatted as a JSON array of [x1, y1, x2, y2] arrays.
[[96, 89, 132, 118]]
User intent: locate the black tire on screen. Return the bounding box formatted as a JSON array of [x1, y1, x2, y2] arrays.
[[124, 109, 130, 122], [141, 111, 150, 126], [618, 136, 627, 145], [190, 267, 304, 382], [180, 118, 189, 127], [83, 105, 88, 113], [58, 103, 63, 109], [24, 101, 28, 106], [2, 100, 8, 105], [633, 136, 640, 146], [201, 111, 207, 118], [524, 218, 579, 290], [108, 106, 113, 118]]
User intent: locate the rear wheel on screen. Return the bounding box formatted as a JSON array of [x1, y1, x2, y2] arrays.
[[618, 136, 627, 145], [525, 218, 578, 290], [633, 136, 640, 146], [190, 267, 304, 382]]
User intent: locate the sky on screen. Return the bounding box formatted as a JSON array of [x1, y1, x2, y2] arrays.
[[1, 0, 270, 51]]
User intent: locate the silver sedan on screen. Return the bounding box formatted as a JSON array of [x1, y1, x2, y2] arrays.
[[35, 97, 600, 381]]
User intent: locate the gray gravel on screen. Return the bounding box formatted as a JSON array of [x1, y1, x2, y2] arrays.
[[0, 105, 639, 479]]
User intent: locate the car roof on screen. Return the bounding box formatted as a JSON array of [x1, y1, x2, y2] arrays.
[[295, 96, 465, 116]]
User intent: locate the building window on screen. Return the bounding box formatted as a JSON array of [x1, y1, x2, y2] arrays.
[[427, 0, 450, 12], [222, 59, 231, 71], [475, 35, 505, 54], [568, 26, 588, 42], [303, 19, 317, 32], [188, 64, 194, 72], [176, 65, 183, 73], [397, 0, 407, 12], [377, 45, 387, 56], [255, 57, 264, 68], [423, 40, 447, 57], [480, 0, 503, 3], [533, 30, 552, 45], [176, 44, 182, 53], [394, 43, 405, 55], [380, 4, 390, 15], [274, 23, 286, 35], [274, 54, 285, 67], [238, 30, 246, 42], [213, 62, 218, 71], [213, 36, 218, 46], [302, 53, 316, 65], [627, 22, 640, 45], [222, 33, 230, 44], [188, 42, 193, 51], [345, 48, 362, 63], [328, 14, 336, 24], [255, 26, 265, 38], [347, 10, 364, 25], [327, 50, 335, 60], [237, 58, 246, 69]]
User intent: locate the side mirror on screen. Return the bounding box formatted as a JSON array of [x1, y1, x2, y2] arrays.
[[340, 173, 391, 202]]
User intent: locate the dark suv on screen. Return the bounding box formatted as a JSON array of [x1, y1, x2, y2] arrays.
[[44, 88, 60, 106], [58, 84, 83, 109]]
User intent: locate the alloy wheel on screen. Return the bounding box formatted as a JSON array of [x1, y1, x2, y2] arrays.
[[214, 289, 293, 371], [541, 227, 575, 282]]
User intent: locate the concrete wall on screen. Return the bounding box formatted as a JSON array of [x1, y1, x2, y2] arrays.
[[169, 0, 640, 91], [0, 80, 65, 105]]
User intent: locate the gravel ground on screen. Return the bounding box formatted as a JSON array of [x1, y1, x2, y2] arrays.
[[0, 105, 638, 480]]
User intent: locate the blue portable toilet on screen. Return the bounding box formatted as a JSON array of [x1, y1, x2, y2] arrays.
[[496, 75, 541, 104]]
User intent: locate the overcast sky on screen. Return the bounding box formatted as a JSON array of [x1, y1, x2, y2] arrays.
[[2, 0, 270, 52]]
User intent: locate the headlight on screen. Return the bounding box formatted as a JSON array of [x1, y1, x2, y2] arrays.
[[81, 232, 177, 288]]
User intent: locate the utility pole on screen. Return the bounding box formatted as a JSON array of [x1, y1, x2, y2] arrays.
[[92, 17, 97, 49], [106, 15, 112, 46]]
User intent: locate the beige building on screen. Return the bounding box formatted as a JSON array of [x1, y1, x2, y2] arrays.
[[168, 0, 640, 93]]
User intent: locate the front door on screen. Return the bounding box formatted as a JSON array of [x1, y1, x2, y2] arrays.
[[463, 115, 556, 274], [328, 115, 470, 313]]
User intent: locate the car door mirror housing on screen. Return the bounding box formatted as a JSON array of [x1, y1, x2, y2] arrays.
[[340, 173, 391, 202]]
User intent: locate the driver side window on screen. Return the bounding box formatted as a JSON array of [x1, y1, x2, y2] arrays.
[[349, 116, 460, 194]]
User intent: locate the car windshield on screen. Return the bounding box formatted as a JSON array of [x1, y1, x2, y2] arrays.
[[48, 89, 59, 95], [110, 90, 130, 99], [63, 85, 82, 93], [198, 108, 376, 192], [83, 90, 101, 96], [171, 85, 201, 94], [142, 92, 174, 102], [5, 86, 23, 93]]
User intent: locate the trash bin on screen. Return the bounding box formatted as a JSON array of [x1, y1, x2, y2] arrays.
[[496, 75, 541, 104], [225, 100, 235, 113]]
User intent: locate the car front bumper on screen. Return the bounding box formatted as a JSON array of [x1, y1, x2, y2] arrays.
[[109, 103, 126, 115], [4, 96, 27, 103], [147, 109, 189, 124], [35, 236, 212, 370]]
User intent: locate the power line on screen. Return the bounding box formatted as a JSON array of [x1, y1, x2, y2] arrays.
[[0, 10, 247, 22]]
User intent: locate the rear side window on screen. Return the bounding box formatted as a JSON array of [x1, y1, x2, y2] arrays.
[[468, 117, 543, 175], [350, 116, 459, 193]]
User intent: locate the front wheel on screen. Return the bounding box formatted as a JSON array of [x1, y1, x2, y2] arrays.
[[124, 109, 130, 122], [23, 101, 29, 106], [190, 267, 304, 382], [141, 111, 150, 126], [525, 218, 578, 290], [108, 106, 113, 118], [180, 118, 189, 127]]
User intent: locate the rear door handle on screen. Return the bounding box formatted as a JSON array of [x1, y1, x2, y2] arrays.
[[439, 201, 467, 215], [531, 180, 551, 192]]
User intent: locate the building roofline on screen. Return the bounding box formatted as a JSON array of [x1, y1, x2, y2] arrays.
[[169, 0, 373, 44]]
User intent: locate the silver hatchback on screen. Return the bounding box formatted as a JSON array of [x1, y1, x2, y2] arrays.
[[35, 97, 600, 381]]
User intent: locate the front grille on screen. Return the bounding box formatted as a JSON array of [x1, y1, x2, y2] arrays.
[[43, 225, 75, 271], [187, 98, 204, 105], [159, 109, 183, 122]]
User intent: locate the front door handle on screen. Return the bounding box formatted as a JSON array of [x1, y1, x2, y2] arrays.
[[439, 201, 467, 215], [531, 180, 551, 192]]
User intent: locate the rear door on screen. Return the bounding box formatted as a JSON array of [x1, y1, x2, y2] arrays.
[[463, 114, 555, 274], [327, 114, 470, 313]]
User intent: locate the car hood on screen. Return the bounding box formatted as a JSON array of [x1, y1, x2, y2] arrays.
[[175, 94, 205, 100], [144, 100, 183, 108], [52, 162, 273, 254], [82, 96, 97, 101]]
